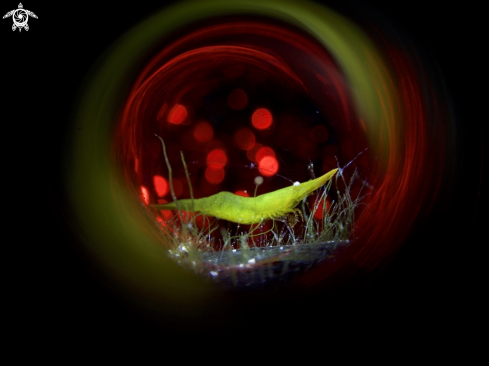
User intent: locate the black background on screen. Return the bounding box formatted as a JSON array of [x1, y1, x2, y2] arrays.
[[3, 0, 484, 346]]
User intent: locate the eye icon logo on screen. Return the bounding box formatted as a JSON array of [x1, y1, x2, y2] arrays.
[[3, 3, 37, 32]]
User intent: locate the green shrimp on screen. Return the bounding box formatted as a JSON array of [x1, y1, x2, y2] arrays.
[[152, 168, 338, 225]]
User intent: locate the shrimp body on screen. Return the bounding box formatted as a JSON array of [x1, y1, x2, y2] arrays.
[[152, 168, 338, 224]]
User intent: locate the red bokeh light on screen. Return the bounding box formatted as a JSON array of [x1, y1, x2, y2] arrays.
[[255, 146, 275, 164], [247, 143, 262, 162], [206, 149, 227, 170], [227, 88, 248, 110], [153, 175, 169, 197], [205, 167, 225, 184], [157, 199, 173, 220], [251, 108, 273, 130], [258, 156, 279, 176], [312, 198, 331, 219], [194, 121, 214, 142], [156, 216, 167, 228], [234, 127, 256, 150], [141, 186, 149, 205], [167, 104, 187, 124]]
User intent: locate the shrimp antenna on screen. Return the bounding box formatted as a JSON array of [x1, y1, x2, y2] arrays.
[[338, 144, 373, 174]]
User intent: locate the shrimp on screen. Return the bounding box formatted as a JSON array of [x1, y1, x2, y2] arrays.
[[152, 168, 338, 225]]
